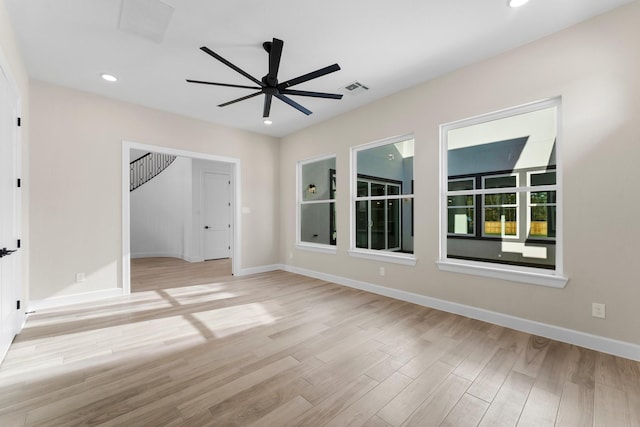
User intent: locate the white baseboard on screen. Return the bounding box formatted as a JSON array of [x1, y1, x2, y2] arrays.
[[236, 264, 283, 277], [29, 288, 124, 311], [131, 252, 182, 259], [131, 252, 202, 263], [282, 265, 640, 362], [131, 251, 180, 259]]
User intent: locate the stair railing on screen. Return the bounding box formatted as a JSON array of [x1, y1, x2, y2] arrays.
[[130, 152, 177, 191]]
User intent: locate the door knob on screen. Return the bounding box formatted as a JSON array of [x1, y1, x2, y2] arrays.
[[204, 226, 210, 229]]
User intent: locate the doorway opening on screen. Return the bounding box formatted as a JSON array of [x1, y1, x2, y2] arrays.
[[122, 141, 241, 295]]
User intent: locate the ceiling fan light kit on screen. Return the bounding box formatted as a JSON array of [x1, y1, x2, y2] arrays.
[[101, 73, 118, 82], [187, 37, 343, 119], [508, 0, 530, 8]]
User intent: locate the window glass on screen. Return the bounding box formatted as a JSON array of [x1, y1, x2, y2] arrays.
[[300, 203, 335, 245], [448, 208, 475, 235], [484, 175, 517, 189], [357, 180, 368, 197], [301, 158, 336, 202], [353, 137, 414, 254], [531, 171, 556, 186], [448, 179, 474, 191]]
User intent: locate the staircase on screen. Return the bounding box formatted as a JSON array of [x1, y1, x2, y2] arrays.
[[130, 152, 177, 191]]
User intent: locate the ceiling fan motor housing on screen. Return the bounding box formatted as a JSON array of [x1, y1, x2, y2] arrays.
[[187, 37, 343, 118]]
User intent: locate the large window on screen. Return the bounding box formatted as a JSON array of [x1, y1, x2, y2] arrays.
[[351, 135, 415, 264], [439, 98, 566, 287], [297, 155, 336, 252]]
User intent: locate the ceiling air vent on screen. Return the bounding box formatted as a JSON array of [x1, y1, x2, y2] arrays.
[[344, 81, 369, 95], [119, 0, 174, 43]]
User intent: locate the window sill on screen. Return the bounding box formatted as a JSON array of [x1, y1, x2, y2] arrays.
[[348, 249, 417, 266], [436, 259, 568, 288], [296, 243, 338, 255]]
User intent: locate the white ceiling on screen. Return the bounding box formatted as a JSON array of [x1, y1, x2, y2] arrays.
[[6, 0, 634, 138]]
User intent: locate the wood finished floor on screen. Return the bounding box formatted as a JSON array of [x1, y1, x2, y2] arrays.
[[1, 258, 639, 426]]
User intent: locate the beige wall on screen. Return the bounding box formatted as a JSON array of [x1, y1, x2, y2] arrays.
[[0, 0, 30, 305], [29, 80, 280, 299], [280, 2, 640, 345]]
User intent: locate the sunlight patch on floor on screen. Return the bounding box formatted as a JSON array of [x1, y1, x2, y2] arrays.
[[191, 303, 278, 339]]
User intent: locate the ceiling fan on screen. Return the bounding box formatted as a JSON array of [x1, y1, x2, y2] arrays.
[[187, 37, 343, 118]]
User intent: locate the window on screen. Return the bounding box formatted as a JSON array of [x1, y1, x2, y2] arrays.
[[528, 170, 557, 239], [447, 178, 475, 236], [439, 98, 567, 287], [482, 174, 519, 238], [297, 155, 337, 253], [350, 135, 415, 265], [356, 178, 402, 251]]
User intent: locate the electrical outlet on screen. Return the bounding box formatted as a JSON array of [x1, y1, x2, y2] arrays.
[[76, 272, 85, 283], [592, 303, 606, 319], [379, 267, 385, 276], [289, 251, 293, 259]]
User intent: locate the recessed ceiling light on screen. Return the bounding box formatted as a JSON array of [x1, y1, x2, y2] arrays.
[[508, 0, 529, 7], [263, 119, 273, 125], [101, 73, 118, 82]]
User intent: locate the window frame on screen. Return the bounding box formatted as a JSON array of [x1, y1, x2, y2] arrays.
[[296, 154, 338, 254], [438, 98, 567, 288], [349, 134, 416, 266]]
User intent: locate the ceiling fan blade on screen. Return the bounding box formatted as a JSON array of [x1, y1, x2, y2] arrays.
[[218, 91, 263, 107], [281, 89, 343, 99], [278, 64, 341, 89], [200, 46, 263, 87], [263, 94, 273, 118], [275, 94, 312, 115], [267, 38, 284, 83], [186, 79, 261, 90]]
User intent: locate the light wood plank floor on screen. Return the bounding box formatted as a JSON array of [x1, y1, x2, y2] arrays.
[[1, 258, 639, 426]]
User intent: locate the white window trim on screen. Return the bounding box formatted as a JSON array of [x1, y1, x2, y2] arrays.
[[439, 97, 567, 288], [348, 248, 417, 266], [350, 134, 417, 265], [296, 154, 337, 253], [436, 259, 567, 288], [296, 242, 338, 255]]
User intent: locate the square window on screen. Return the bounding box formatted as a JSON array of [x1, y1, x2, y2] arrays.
[[440, 98, 564, 284]]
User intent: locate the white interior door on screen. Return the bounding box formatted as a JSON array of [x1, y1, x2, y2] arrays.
[[0, 65, 21, 362], [203, 172, 231, 260]]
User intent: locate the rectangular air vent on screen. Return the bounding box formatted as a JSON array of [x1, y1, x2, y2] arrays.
[[344, 81, 369, 95], [119, 0, 174, 43]]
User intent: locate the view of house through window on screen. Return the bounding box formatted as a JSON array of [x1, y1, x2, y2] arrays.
[[353, 136, 414, 255], [442, 99, 560, 272], [298, 155, 336, 247]]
